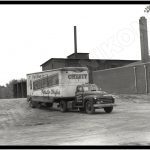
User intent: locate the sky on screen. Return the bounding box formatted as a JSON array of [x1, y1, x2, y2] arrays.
[[0, 4, 149, 86]]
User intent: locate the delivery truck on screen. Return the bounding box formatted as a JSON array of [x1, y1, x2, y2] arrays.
[[27, 67, 115, 114]]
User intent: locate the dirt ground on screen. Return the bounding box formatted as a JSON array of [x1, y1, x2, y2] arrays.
[[0, 94, 150, 145]]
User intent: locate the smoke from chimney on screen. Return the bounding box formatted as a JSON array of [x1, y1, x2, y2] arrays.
[[139, 16, 149, 62]]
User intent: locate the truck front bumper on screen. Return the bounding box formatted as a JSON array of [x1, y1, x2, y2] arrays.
[[93, 103, 116, 108]]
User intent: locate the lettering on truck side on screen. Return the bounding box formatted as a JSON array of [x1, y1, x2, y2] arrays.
[[68, 74, 87, 79], [41, 89, 60, 95]]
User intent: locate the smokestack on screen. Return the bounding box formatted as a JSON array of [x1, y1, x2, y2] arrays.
[[139, 16, 149, 62], [74, 26, 77, 54]]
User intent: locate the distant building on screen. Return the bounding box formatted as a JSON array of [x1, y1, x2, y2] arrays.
[[13, 80, 27, 98]]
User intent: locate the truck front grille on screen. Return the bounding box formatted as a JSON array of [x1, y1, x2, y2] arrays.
[[98, 98, 114, 104]]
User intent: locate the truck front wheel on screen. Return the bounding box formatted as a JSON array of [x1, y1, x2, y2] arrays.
[[60, 100, 67, 112], [85, 100, 95, 114], [104, 107, 113, 113]]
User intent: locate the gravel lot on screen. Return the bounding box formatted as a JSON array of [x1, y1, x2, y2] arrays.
[[0, 94, 150, 145]]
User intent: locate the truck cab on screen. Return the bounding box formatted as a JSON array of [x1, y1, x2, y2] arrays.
[[74, 84, 115, 114]]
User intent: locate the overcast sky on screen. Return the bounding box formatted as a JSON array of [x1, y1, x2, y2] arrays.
[[0, 4, 149, 86]]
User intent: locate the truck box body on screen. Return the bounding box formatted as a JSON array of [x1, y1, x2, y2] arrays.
[[27, 67, 89, 102]]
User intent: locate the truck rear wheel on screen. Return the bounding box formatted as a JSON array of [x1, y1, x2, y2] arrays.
[[29, 100, 37, 108], [46, 103, 53, 108], [85, 100, 95, 114], [60, 100, 67, 112], [104, 107, 113, 113], [79, 108, 85, 112]]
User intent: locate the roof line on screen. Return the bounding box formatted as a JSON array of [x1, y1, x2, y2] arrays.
[[93, 61, 150, 72], [40, 58, 139, 66], [27, 67, 88, 75]]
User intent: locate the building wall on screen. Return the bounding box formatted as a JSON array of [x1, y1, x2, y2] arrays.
[[93, 62, 150, 94], [147, 64, 150, 93], [53, 60, 66, 69], [93, 66, 135, 94], [135, 65, 146, 93]]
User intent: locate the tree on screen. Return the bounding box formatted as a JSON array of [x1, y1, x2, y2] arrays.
[[144, 5, 150, 13], [0, 79, 26, 99]]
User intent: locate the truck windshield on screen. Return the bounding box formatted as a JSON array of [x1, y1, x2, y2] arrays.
[[83, 84, 99, 91]]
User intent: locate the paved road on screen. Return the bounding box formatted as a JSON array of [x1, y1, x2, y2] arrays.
[[0, 95, 150, 145]]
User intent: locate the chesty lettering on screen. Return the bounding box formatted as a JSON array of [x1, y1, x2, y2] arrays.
[[68, 74, 87, 79]]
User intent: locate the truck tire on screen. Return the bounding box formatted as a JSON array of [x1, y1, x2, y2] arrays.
[[85, 100, 95, 114], [46, 103, 53, 108], [60, 100, 67, 112], [29, 100, 37, 108], [104, 107, 113, 113], [27, 97, 31, 102], [79, 108, 85, 112]]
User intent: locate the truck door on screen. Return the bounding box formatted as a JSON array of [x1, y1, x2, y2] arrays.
[[75, 85, 84, 105]]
